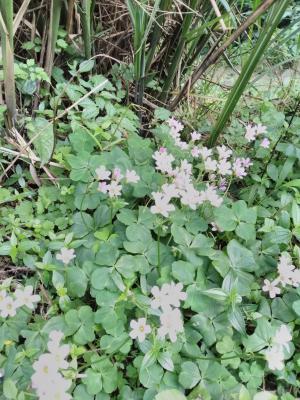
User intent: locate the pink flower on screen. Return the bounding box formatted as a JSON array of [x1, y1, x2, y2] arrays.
[[125, 169, 140, 184], [261, 138, 270, 148], [150, 192, 175, 217], [153, 150, 174, 174], [245, 124, 257, 142], [112, 168, 123, 182], [56, 248, 76, 265], [107, 181, 122, 197], [204, 157, 217, 172], [217, 145, 232, 160], [98, 181, 108, 193], [95, 166, 111, 180], [191, 131, 201, 141], [191, 146, 200, 158], [256, 123, 267, 135]]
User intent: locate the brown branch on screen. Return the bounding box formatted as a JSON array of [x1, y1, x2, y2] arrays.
[[170, 0, 278, 110]]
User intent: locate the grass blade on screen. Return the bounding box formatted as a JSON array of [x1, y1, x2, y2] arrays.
[[159, 0, 199, 103], [0, 0, 16, 125], [45, 0, 62, 77], [79, 0, 93, 59]]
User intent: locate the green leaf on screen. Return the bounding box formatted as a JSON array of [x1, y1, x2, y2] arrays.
[[292, 300, 300, 316], [3, 379, 18, 399], [171, 224, 193, 247], [214, 205, 237, 231], [227, 240, 257, 272], [66, 267, 88, 298], [95, 243, 119, 266], [179, 361, 201, 389], [236, 223, 256, 242], [115, 255, 137, 279], [292, 200, 300, 226], [228, 307, 246, 335], [27, 117, 54, 165], [82, 368, 102, 395], [91, 268, 111, 290], [172, 261, 195, 284], [253, 392, 278, 400], [154, 107, 171, 121], [139, 363, 163, 388], [155, 390, 186, 400], [79, 59, 95, 73], [157, 351, 174, 372]]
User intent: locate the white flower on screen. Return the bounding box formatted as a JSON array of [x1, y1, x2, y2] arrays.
[[168, 117, 184, 134], [261, 138, 270, 148], [14, 286, 40, 310], [211, 222, 223, 232], [204, 157, 217, 172], [95, 166, 111, 180], [150, 192, 175, 217], [153, 150, 174, 174], [256, 123, 267, 135], [0, 290, 7, 304], [161, 183, 180, 199], [47, 330, 70, 370], [191, 131, 201, 141], [175, 139, 189, 150], [204, 185, 223, 207], [49, 330, 64, 344], [34, 372, 72, 399], [125, 169, 140, 184], [150, 285, 171, 311], [164, 282, 187, 308], [56, 248, 76, 265], [245, 124, 257, 142], [129, 318, 151, 342], [191, 146, 200, 158], [198, 146, 212, 160], [262, 279, 281, 298], [240, 157, 253, 168], [273, 325, 292, 350], [232, 159, 247, 178], [265, 346, 285, 370], [98, 181, 108, 193], [48, 341, 70, 370], [107, 181, 122, 197], [158, 308, 184, 342], [0, 296, 17, 318], [292, 269, 300, 287], [277, 253, 295, 286], [217, 145, 232, 160], [180, 185, 201, 210], [32, 354, 60, 387], [218, 159, 232, 176]]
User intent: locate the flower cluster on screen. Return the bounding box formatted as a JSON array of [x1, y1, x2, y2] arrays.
[[129, 282, 186, 343], [265, 325, 292, 370], [31, 330, 72, 400], [244, 123, 270, 148], [262, 253, 300, 298], [151, 148, 223, 216], [96, 165, 140, 197], [167, 118, 253, 181], [0, 285, 40, 318]]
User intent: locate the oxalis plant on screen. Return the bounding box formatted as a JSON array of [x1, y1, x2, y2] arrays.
[[0, 95, 300, 400]]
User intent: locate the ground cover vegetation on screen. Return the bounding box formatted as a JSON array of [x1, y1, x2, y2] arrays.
[[0, 0, 300, 399]]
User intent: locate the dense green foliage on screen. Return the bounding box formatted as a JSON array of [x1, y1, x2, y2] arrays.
[[0, 1, 300, 399]]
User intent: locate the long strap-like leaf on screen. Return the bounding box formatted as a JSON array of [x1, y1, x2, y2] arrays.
[[0, 0, 16, 125]]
